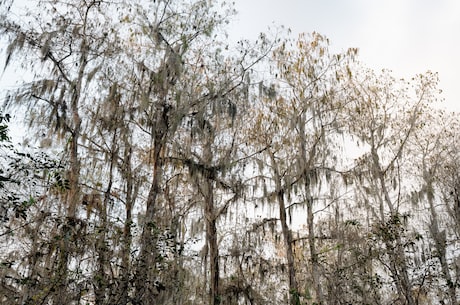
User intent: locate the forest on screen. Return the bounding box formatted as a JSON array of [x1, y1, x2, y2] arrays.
[[0, 0, 459, 304]]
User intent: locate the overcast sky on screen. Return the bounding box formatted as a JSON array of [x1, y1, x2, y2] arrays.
[[229, 0, 460, 111], [1, 1, 459, 111]]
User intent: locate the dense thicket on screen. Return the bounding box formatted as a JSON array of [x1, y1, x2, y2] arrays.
[[1, 1, 458, 304]]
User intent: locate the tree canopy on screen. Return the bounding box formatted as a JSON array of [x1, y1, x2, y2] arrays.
[[0, 1, 458, 304]]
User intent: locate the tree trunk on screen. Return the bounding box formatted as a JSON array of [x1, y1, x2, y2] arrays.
[[53, 24, 87, 303], [94, 131, 118, 305], [307, 196, 323, 304], [269, 151, 299, 305], [133, 95, 172, 304], [205, 180, 220, 305], [119, 144, 134, 305], [426, 177, 457, 304], [371, 144, 415, 305], [278, 188, 300, 305], [134, 143, 162, 304], [298, 116, 323, 304], [199, 133, 220, 305]]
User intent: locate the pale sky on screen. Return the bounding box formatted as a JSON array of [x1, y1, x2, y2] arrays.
[[1, 1, 459, 111], [229, 0, 460, 111]]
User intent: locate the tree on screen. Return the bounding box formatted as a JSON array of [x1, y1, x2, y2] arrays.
[[2, 0, 123, 302], [344, 68, 439, 304], [1, 0, 242, 303], [248, 32, 357, 304], [0, 110, 66, 304], [409, 108, 460, 304]]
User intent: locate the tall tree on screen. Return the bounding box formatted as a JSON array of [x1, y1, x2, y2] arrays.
[[168, 32, 273, 304], [1, 0, 241, 303], [1, 0, 123, 302], [249, 32, 357, 304], [410, 108, 460, 304], [344, 68, 439, 304]]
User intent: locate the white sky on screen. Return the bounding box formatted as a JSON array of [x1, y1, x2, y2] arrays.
[[228, 0, 460, 111], [1, 1, 459, 111]]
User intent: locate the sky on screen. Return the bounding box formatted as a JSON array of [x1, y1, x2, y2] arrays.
[[228, 0, 460, 111], [1, 1, 459, 112]]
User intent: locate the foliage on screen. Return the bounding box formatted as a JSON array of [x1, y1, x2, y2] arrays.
[[0, 1, 458, 304]]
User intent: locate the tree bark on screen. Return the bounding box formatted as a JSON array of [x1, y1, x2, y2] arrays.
[[370, 143, 415, 305], [269, 151, 300, 305], [426, 176, 457, 305], [205, 179, 220, 305], [119, 143, 134, 305], [133, 101, 168, 304], [298, 117, 323, 304]]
